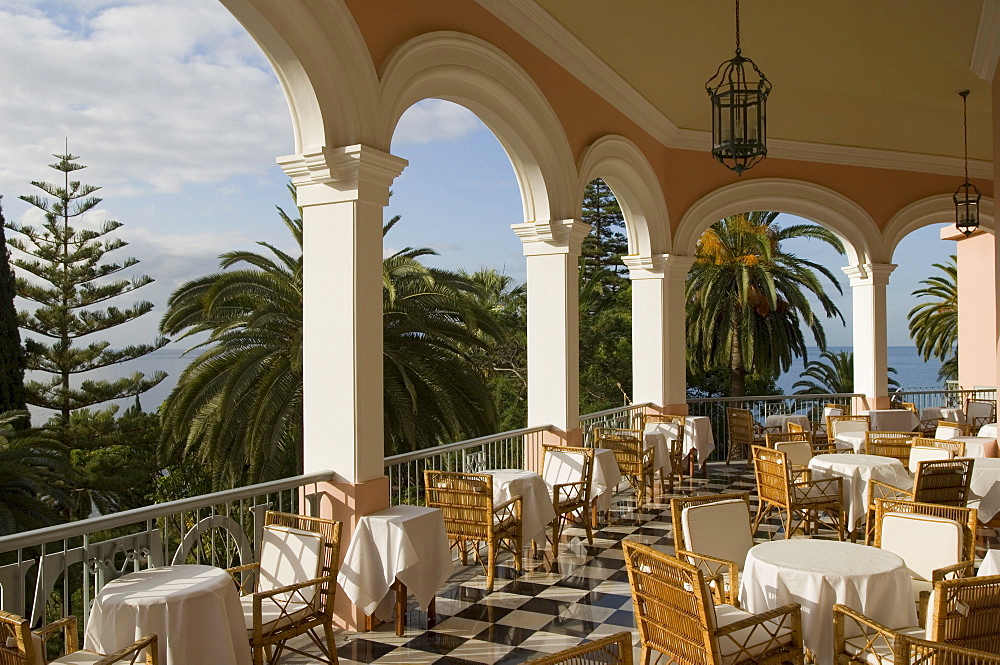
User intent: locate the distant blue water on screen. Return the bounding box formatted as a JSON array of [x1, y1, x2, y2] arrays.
[[775, 346, 945, 394]]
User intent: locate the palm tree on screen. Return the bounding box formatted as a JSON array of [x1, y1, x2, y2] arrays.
[[907, 257, 957, 382], [793, 350, 900, 394], [160, 203, 500, 487], [686, 212, 846, 397], [0, 411, 68, 535]]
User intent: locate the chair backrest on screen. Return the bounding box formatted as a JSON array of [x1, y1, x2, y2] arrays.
[[825, 403, 849, 417], [912, 458, 974, 507], [726, 407, 755, 449], [864, 431, 914, 464], [648, 414, 685, 449], [261, 511, 341, 612], [910, 437, 966, 457], [0, 611, 42, 665], [829, 414, 870, 438], [541, 444, 594, 504], [423, 470, 496, 542], [874, 498, 977, 565], [966, 399, 996, 429], [786, 421, 808, 435], [593, 427, 646, 477], [622, 540, 716, 664], [927, 574, 1000, 653], [878, 512, 964, 580], [907, 445, 952, 474], [900, 402, 918, 414], [678, 498, 755, 572], [936, 421, 971, 439], [751, 445, 792, 510], [522, 631, 634, 665], [670, 492, 753, 553], [765, 432, 813, 467]]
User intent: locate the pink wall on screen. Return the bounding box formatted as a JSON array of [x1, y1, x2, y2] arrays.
[[945, 228, 998, 388]]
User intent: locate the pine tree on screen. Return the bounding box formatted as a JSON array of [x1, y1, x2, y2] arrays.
[[5, 152, 167, 422], [0, 199, 27, 414], [580, 178, 628, 285]]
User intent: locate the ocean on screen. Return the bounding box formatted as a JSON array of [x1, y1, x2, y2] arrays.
[[774, 346, 947, 394]]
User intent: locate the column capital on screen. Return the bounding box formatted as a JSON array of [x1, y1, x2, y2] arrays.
[[511, 219, 591, 256], [277, 144, 408, 207], [623, 254, 696, 280], [842, 262, 896, 287]]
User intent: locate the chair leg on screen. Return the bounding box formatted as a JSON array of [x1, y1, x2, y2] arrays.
[[252, 644, 264, 665], [551, 517, 561, 559], [323, 619, 339, 664], [582, 505, 594, 545], [486, 545, 496, 592]]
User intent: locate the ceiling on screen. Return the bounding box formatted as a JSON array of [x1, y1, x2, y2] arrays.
[[530, 0, 994, 162]]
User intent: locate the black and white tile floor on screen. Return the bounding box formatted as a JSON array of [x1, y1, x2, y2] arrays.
[[280, 462, 804, 664]]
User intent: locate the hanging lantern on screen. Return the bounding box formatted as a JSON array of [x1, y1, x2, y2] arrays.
[[954, 90, 981, 237], [706, 0, 771, 175]]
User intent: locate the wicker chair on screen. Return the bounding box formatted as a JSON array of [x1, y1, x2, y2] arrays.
[[644, 413, 687, 490], [966, 399, 996, 431], [726, 407, 780, 464], [833, 603, 1000, 665], [864, 458, 974, 544], [864, 431, 916, 464], [937, 421, 972, 438], [670, 492, 754, 607], [523, 632, 633, 664], [827, 415, 870, 449], [540, 443, 594, 557], [227, 510, 342, 665], [593, 427, 655, 508], [424, 471, 522, 592], [622, 539, 804, 665], [751, 445, 845, 540], [0, 612, 157, 665], [871, 498, 978, 612], [926, 574, 1000, 654], [765, 432, 816, 479], [911, 436, 967, 457]]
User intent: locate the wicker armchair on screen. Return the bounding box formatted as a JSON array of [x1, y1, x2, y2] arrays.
[[593, 427, 655, 508], [926, 574, 1000, 653], [424, 471, 522, 591], [540, 443, 594, 557], [726, 407, 780, 464], [227, 510, 342, 665], [937, 421, 972, 438], [871, 498, 977, 612], [622, 539, 804, 665], [644, 413, 687, 490], [523, 632, 633, 665], [0, 612, 157, 665], [966, 399, 996, 431], [911, 436, 967, 457], [833, 603, 1000, 665], [670, 492, 754, 607], [827, 415, 870, 450], [864, 431, 916, 463], [765, 432, 815, 479], [751, 445, 845, 540]]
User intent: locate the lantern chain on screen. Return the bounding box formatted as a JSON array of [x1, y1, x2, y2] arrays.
[[735, 0, 741, 55]]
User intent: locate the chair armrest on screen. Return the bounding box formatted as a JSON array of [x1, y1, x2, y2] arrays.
[[552, 480, 587, 504], [251, 573, 335, 619], [793, 476, 842, 501], [932, 560, 975, 582], [714, 603, 802, 655], [494, 495, 523, 526], [676, 550, 739, 606], [867, 479, 913, 505], [833, 603, 904, 660], [32, 615, 79, 654], [98, 634, 157, 665], [227, 561, 260, 594], [790, 465, 812, 483]]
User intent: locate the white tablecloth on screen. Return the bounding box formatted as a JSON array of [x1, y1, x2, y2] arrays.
[[485, 469, 557, 544], [864, 409, 919, 432], [920, 406, 965, 424], [591, 448, 623, 512], [765, 414, 811, 433], [978, 550, 1000, 577], [338, 505, 452, 620], [640, 430, 672, 477], [980, 423, 998, 438], [84, 565, 251, 665], [740, 540, 917, 665], [835, 431, 867, 453], [969, 458, 1000, 523], [949, 436, 999, 458], [808, 454, 912, 530]]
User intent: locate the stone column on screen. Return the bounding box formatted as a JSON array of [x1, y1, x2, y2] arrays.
[[624, 254, 695, 415], [512, 219, 590, 467], [278, 144, 406, 629], [843, 263, 896, 411]]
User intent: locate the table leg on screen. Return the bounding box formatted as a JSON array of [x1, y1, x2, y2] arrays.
[[364, 613, 374, 632], [392, 579, 406, 637]]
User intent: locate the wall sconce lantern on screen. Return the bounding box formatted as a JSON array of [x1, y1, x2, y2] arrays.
[[954, 89, 981, 237]]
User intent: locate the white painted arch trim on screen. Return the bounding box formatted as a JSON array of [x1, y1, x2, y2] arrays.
[[378, 31, 577, 224], [674, 178, 881, 266], [883, 194, 996, 261], [577, 135, 670, 257]]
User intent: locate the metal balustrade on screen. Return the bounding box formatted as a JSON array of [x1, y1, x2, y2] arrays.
[[579, 403, 650, 447], [890, 387, 996, 413]]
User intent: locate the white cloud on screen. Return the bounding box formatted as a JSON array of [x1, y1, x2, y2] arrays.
[[0, 0, 291, 198], [392, 100, 484, 147]]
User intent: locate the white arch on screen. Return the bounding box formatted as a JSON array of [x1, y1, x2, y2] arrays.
[[883, 194, 996, 260], [378, 32, 577, 224], [674, 178, 880, 266], [576, 135, 670, 257], [221, 0, 379, 151]]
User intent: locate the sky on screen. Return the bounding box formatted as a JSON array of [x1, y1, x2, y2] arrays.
[[0, 0, 958, 366]]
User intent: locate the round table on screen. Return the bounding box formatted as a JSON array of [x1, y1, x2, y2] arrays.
[[765, 414, 811, 433], [485, 469, 557, 544], [949, 436, 999, 458], [84, 565, 251, 665], [808, 454, 912, 531], [980, 423, 998, 438], [740, 540, 917, 665]]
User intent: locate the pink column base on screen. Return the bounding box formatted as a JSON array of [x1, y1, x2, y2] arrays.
[[524, 428, 583, 471]]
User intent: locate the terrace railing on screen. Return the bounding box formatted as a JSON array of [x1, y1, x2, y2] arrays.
[[384, 425, 552, 506], [0, 470, 333, 630], [891, 387, 996, 413], [579, 403, 650, 447]]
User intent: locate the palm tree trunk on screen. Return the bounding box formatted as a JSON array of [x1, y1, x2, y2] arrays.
[[730, 307, 747, 397]]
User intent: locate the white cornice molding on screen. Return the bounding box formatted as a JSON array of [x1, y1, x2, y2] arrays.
[[972, 0, 1000, 81], [476, 0, 995, 179]]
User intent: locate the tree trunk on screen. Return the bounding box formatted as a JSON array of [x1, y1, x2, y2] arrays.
[[729, 307, 747, 397]]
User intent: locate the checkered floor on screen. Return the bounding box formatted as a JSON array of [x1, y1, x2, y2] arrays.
[[278, 462, 811, 664]]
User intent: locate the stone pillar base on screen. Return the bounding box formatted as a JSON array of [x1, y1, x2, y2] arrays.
[[310, 476, 390, 631]]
